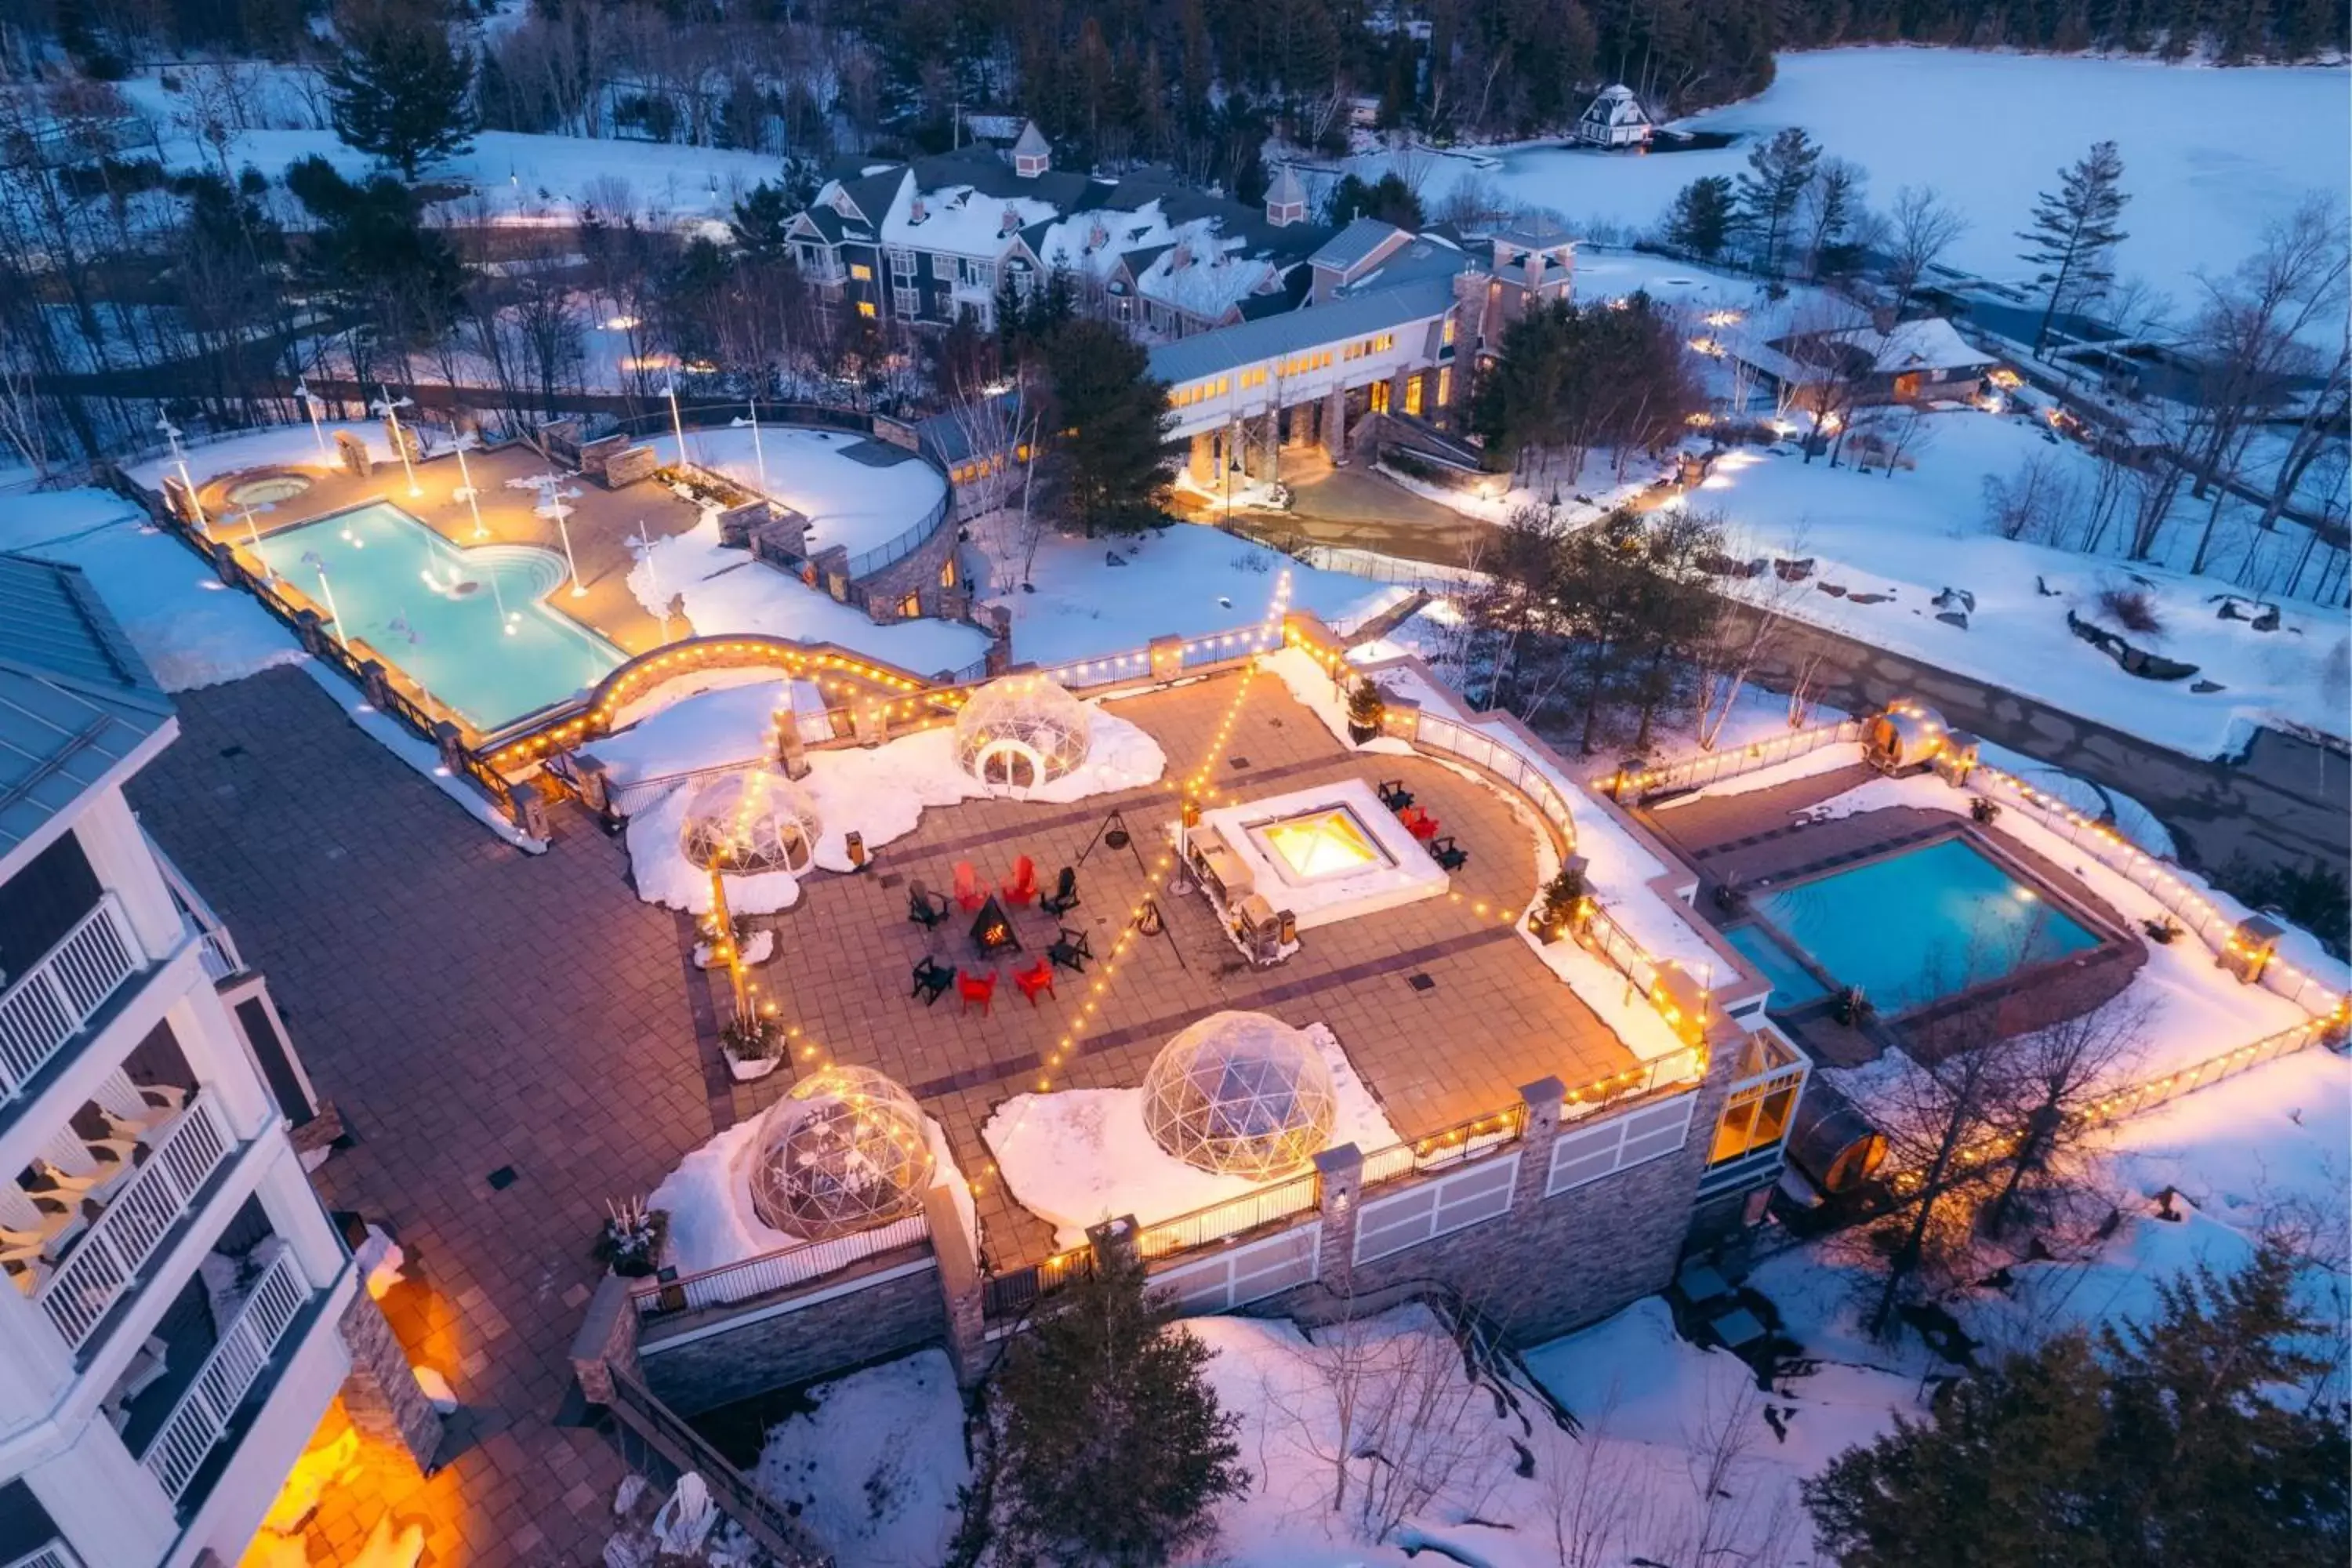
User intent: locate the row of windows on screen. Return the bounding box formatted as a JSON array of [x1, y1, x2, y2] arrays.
[[1279, 349, 1334, 377], [1341, 332, 1398, 362], [1172, 376, 1230, 408]]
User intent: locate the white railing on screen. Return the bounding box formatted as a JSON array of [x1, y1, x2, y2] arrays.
[[0, 895, 144, 1102], [3, 1544, 85, 1568], [630, 1212, 931, 1317], [40, 1094, 236, 1351], [146, 834, 242, 982], [140, 1248, 313, 1502]]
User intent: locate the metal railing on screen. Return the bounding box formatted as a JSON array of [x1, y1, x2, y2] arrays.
[[844, 488, 953, 579], [604, 1371, 828, 1565], [1623, 718, 1864, 801], [630, 1213, 929, 1318], [2, 1544, 83, 1568], [0, 895, 144, 1104], [140, 1248, 313, 1501], [982, 1246, 1095, 1323], [41, 1094, 237, 1351], [2082, 1018, 2343, 1128], [1293, 543, 1486, 590], [1134, 1172, 1321, 1261], [1359, 1105, 1528, 1188]]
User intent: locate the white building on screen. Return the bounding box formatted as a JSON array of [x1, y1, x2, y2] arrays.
[[0, 556, 434, 1568], [1576, 84, 1654, 149]]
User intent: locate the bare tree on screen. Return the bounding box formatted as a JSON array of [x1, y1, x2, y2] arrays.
[[1981, 447, 2081, 544], [1981, 996, 2151, 1238], [1865, 1016, 2020, 1339], [1884, 186, 1969, 317], [1695, 524, 1811, 750]]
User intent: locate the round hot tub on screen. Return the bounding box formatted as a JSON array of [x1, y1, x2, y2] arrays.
[[224, 472, 315, 507]]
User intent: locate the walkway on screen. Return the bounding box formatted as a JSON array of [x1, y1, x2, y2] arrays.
[[129, 667, 720, 1565]]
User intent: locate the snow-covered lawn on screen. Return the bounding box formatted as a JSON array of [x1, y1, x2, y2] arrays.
[[627, 512, 992, 678], [0, 485, 307, 691], [1699, 413, 2350, 757], [124, 421, 401, 491], [652, 426, 949, 563], [982, 1019, 1400, 1249], [1359, 50, 2350, 314], [974, 521, 1407, 667], [752, 1348, 970, 1568]]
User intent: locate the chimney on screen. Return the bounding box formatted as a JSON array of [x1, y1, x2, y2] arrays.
[[909, 195, 927, 223], [1001, 204, 1022, 237]]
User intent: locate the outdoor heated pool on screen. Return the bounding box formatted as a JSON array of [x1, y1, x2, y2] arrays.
[[248, 501, 625, 730], [1752, 837, 2099, 1014], [1725, 922, 1829, 1007]]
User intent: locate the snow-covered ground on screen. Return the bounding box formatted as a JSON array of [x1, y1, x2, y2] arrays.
[[652, 426, 948, 563], [1698, 418, 2351, 757], [1348, 50, 2350, 316], [982, 1019, 1400, 1249], [973, 522, 1406, 667], [752, 1349, 969, 1568], [0, 485, 307, 691]]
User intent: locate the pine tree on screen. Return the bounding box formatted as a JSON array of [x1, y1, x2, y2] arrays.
[[1806, 1245, 2351, 1568], [1039, 318, 1174, 535], [990, 1246, 1248, 1565], [325, 2, 477, 181], [2017, 140, 2130, 353], [1733, 125, 1820, 276], [1662, 175, 1737, 260]]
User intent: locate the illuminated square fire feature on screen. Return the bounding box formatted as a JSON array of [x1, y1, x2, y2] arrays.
[[1192, 779, 1449, 932]]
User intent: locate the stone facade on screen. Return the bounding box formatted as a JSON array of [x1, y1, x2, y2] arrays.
[[338, 1287, 446, 1471], [848, 504, 964, 640], [637, 1255, 946, 1415]]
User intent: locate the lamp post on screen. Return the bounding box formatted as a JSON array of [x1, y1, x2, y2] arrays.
[[293, 378, 327, 456], [241, 506, 274, 583], [631, 524, 667, 641], [453, 435, 487, 539], [664, 378, 688, 468], [538, 471, 587, 597], [370, 387, 422, 498], [729, 397, 771, 516], [158, 415, 209, 535], [300, 550, 347, 648]]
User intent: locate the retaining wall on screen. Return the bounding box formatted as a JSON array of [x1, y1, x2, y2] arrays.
[[637, 1253, 946, 1416]]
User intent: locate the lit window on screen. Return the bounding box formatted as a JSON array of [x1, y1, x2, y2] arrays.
[[850, 263, 872, 281], [1710, 1083, 1799, 1165], [898, 591, 922, 618], [857, 300, 877, 318], [1443, 313, 1457, 347], [940, 556, 958, 588], [1404, 376, 1422, 417], [1436, 367, 1451, 405]]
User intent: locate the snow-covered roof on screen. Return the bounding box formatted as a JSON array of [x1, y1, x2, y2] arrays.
[[886, 177, 1061, 258], [1036, 200, 1185, 281], [1265, 164, 1308, 211], [1136, 234, 1281, 323], [1311, 216, 1410, 276], [0, 554, 174, 859], [1148, 274, 1457, 384], [1828, 317, 1998, 375], [1011, 121, 1051, 159], [1582, 84, 1651, 127]]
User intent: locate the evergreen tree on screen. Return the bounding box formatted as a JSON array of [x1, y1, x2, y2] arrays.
[[1733, 125, 1820, 275], [991, 1247, 1248, 1564], [1038, 318, 1174, 535], [325, 1, 477, 181], [2018, 139, 2130, 352], [1806, 1246, 2351, 1568], [1662, 174, 1737, 260], [729, 180, 799, 260], [1323, 170, 1424, 228]]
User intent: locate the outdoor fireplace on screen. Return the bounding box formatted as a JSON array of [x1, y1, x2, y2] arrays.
[[971, 895, 1022, 956]]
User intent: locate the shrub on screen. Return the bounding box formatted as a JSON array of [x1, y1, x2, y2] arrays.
[[721, 1013, 785, 1060], [1534, 860, 1588, 935], [2095, 585, 2163, 635]]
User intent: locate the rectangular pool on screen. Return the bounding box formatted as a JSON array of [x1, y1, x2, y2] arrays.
[[249, 502, 625, 730], [1725, 922, 1829, 1007], [1752, 837, 2099, 1014]]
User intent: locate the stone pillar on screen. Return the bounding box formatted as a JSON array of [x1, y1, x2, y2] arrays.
[[924, 1185, 989, 1388], [1312, 1143, 1364, 1296], [1380, 693, 1421, 742], [568, 1272, 642, 1407], [432, 720, 466, 775], [1148, 634, 1185, 684], [339, 1288, 445, 1472], [1261, 409, 1282, 484], [1388, 369, 1410, 420], [508, 782, 550, 840], [985, 605, 1014, 677], [851, 701, 891, 748], [1321, 387, 1348, 463], [1510, 1077, 1566, 1215], [294, 608, 327, 656], [1087, 1215, 1138, 1272], [1189, 432, 1216, 485], [359, 659, 392, 710], [571, 753, 614, 819], [774, 717, 811, 779], [209, 539, 240, 585]]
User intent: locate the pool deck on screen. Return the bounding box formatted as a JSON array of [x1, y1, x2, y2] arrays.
[[201, 440, 710, 674], [1641, 770, 2145, 1066]]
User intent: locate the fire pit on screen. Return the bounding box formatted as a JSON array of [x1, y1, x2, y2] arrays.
[[971, 895, 1022, 956]]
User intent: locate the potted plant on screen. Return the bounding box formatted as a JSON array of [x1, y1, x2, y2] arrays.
[[1969, 795, 2002, 825], [1530, 860, 1588, 944], [1833, 985, 1875, 1029], [596, 1197, 669, 1278], [720, 1012, 786, 1082], [1346, 678, 1385, 745]]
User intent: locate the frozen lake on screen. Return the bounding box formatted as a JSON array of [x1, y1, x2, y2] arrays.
[[1358, 49, 2350, 310]]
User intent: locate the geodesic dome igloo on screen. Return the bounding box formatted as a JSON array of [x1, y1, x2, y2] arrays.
[[678, 768, 821, 876], [1141, 1012, 1338, 1180], [954, 675, 1092, 790], [742, 1065, 936, 1239]]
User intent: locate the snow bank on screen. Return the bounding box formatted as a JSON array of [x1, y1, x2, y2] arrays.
[[753, 1349, 969, 1568], [125, 422, 397, 490], [655, 426, 947, 561], [982, 1022, 1399, 1249], [0, 487, 308, 692]]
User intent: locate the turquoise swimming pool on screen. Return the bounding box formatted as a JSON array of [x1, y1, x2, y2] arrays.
[[1725, 921, 1829, 1007], [1752, 837, 2099, 1014], [249, 501, 625, 730]]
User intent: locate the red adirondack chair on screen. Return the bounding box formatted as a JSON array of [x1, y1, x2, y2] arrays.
[[1403, 808, 1442, 843], [953, 861, 985, 912], [1014, 956, 1056, 1007], [958, 969, 998, 1015], [1001, 855, 1040, 908]]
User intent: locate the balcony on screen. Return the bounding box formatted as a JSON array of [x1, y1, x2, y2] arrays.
[[135, 1247, 318, 1506], [147, 833, 242, 983], [0, 895, 146, 1106], [24, 1092, 238, 1354], [1, 1545, 82, 1568]]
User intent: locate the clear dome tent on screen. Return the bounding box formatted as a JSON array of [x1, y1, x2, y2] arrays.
[[1141, 1012, 1338, 1180], [742, 1066, 936, 1239], [678, 768, 821, 877], [954, 674, 1093, 791]]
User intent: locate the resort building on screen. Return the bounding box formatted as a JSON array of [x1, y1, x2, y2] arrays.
[[1576, 84, 1656, 149], [0, 557, 434, 1568], [1731, 315, 2003, 409]]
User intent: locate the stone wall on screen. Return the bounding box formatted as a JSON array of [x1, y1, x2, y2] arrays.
[[850, 508, 963, 641], [637, 1255, 946, 1415]]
